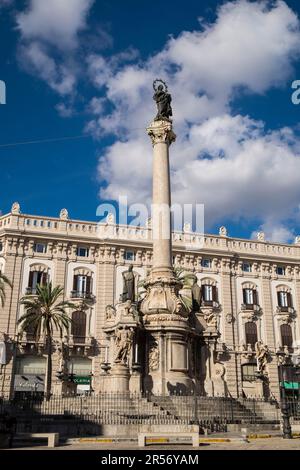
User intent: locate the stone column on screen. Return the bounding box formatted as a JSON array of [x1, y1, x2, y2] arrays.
[[140, 118, 193, 395], [147, 119, 175, 279]]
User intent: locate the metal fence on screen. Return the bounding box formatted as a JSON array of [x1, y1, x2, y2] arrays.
[[0, 393, 286, 427]]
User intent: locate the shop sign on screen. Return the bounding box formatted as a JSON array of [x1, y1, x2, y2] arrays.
[[14, 374, 45, 392]]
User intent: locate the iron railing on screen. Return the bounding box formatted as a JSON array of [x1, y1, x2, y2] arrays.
[[0, 393, 285, 428]]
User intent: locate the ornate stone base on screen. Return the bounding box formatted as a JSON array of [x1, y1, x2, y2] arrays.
[[143, 326, 195, 395], [105, 363, 130, 393], [140, 275, 188, 317]]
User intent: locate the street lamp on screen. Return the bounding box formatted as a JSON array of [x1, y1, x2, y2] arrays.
[[279, 364, 292, 439]]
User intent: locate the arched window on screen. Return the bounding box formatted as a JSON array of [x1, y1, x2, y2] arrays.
[[71, 268, 92, 298], [201, 279, 217, 305], [280, 323, 293, 349], [27, 265, 49, 294], [242, 287, 258, 307], [71, 311, 86, 343], [277, 290, 292, 311], [245, 321, 258, 347]]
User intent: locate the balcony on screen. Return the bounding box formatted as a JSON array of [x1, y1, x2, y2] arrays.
[[201, 300, 219, 309], [241, 303, 260, 312], [25, 287, 38, 295], [276, 306, 295, 314], [70, 291, 95, 301]]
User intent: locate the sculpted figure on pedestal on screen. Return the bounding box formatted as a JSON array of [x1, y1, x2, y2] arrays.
[[122, 265, 135, 302], [153, 79, 172, 121], [57, 335, 70, 374], [255, 341, 269, 373], [148, 341, 159, 371], [114, 327, 134, 364]]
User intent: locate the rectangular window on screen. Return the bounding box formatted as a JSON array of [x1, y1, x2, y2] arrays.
[[201, 258, 212, 268], [33, 243, 46, 253], [0, 242, 2, 252], [242, 263, 251, 273], [276, 266, 285, 276], [242, 363, 257, 382], [77, 247, 89, 257], [125, 250, 135, 261]]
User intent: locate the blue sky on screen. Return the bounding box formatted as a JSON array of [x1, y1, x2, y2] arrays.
[[1, 0, 300, 242]]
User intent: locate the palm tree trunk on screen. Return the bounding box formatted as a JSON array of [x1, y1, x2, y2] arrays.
[[45, 332, 52, 401]]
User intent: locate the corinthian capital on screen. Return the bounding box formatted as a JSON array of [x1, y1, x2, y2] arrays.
[[147, 119, 176, 147]]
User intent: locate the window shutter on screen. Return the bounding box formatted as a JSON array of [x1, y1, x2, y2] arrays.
[[287, 292, 292, 308], [212, 285, 217, 302], [201, 285, 205, 301], [280, 324, 293, 348], [86, 276, 91, 294], [253, 290, 258, 306], [73, 275, 78, 291], [28, 271, 34, 288], [277, 292, 281, 307], [41, 272, 48, 285]]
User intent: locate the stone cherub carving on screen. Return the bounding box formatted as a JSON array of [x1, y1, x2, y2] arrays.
[[153, 79, 172, 121], [204, 311, 218, 329], [105, 304, 116, 320], [255, 341, 269, 373], [114, 327, 134, 364], [122, 265, 135, 302]]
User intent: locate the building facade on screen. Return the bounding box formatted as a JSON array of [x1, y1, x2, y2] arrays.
[[1, 202, 300, 399]]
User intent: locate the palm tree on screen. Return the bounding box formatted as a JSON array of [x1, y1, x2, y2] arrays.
[[18, 282, 75, 400], [0, 272, 12, 307]]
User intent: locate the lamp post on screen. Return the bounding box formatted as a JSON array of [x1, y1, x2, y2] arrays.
[[279, 364, 292, 439]]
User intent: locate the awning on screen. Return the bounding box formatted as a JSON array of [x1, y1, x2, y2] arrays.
[[283, 381, 300, 390]]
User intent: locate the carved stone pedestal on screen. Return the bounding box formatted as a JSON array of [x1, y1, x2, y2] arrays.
[[129, 365, 142, 393], [142, 317, 194, 395], [107, 363, 130, 392]]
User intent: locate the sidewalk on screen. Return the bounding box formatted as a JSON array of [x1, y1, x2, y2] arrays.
[[8, 434, 300, 451]]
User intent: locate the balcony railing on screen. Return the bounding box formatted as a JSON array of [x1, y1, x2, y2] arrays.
[[25, 287, 38, 295], [201, 300, 219, 308], [70, 291, 94, 300], [276, 306, 295, 314], [241, 303, 260, 312]]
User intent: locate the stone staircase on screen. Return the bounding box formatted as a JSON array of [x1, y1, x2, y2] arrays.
[[148, 396, 280, 425]]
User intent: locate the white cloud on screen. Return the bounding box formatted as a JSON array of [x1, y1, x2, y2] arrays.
[[16, 0, 96, 97], [17, 0, 94, 50], [18, 42, 76, 95], [86, 0, 300, 242]]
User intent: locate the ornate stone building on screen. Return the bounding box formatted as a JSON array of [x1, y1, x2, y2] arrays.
[[1, 202, 300, 399]]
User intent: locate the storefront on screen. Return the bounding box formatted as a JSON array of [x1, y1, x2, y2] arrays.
[[68, 357, 92, 394], [14, 356, 46, 398]]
